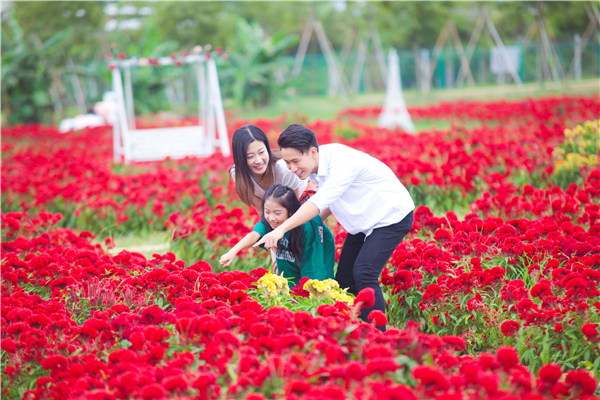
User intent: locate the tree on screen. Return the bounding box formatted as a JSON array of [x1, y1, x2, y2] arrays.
[[221, 19, 298, 108], [1, 8, 73, 124], [11, 1, 105, 63], [150, 2, 236, 50]]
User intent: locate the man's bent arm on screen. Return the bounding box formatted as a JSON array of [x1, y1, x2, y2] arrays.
[[254, 201, 320, 248]]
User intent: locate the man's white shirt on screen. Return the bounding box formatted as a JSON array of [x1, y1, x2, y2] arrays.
[[308, 143, 414, 236]]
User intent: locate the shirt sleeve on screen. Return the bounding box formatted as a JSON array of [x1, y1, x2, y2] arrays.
[[252, 222, 269, 251], [252, 221, 267, 237], [308, 154, 361, 212]]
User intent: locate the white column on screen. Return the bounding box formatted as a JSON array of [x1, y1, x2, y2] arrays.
[[112, 67, 132, 164], [207, 58, 230, 157], [378, 49, 415, 133]]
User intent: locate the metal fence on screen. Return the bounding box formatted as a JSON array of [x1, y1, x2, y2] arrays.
[[292, 39, 600, 96]]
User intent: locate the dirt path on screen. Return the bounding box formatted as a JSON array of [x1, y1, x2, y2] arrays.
[[109, 243, 170, 255]]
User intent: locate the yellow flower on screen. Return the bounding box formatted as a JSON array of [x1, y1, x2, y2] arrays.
[[303, 278, 339, 299], [584, 121, 595, 131], [554, 119, 600, 176], [584, 154, 598, 167], [329, 288, 354, 307], [564, 128, 574, 139], [257, 272, 289, 300], [552, 147, 565, 159]]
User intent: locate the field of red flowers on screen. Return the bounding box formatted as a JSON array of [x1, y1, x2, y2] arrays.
[[2, 95, 600, 399]]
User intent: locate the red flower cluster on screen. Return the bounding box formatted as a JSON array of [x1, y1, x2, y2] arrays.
[[3, 213, 598, 399], [339, 95, 600, 124]]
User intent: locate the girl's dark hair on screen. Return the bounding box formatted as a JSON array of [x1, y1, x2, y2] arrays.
[[278, 124, 319, 155], [231, 125, 281, 207], [261, 184, 305, 266]]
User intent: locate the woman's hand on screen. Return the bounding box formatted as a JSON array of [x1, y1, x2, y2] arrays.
[[219, 251, 236, 267]]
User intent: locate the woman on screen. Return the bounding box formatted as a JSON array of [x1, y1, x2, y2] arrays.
[[230, 125, 310, 214]]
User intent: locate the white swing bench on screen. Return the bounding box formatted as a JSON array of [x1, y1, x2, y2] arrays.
[[111, 54, 230, 164]]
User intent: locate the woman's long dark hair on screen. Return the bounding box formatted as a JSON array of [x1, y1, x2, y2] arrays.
[[261, 184, 305, 266], [231, 125, 281, 207]]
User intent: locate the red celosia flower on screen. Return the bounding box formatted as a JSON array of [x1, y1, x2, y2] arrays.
[[479, 371, 500, 395], [554, 323, 563, 333], [41, 355, 68, 371], [108, 348, 137, 364], [293, 311, 314, 331], [284, 379, 312, 395], [538, 363, 562, 384], [243, 394, 267, 400], [530, 282, 552, 299], [516, 298, 537, 315], [4, 366, 16, 378], [379, 384, 417, 400], [193, 371, 217, 391], [1, 338, 17, 353], [442, 335, 466, 352], [354, 287, 375, 308], [500, 320, 520, 337], [368, 310, 387, 327], [459, 360, 480, 384], [581, 323, 598, 342], [496, 346, 519, 371], [565, 369, 598, 396], [412, 365, 450, 392], [510, 366, 533, 392], [317, 304, 336, 317], [141, 306, 167, 325], [111, 316, 132, 331], [140, 384, 166, 399], [366, 357, 400, 376], [129, 331, 146, 351], [344, 361, 366, 381], [208, 284, 231, 301]]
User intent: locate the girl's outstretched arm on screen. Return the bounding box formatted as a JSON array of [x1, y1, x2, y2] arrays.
[[220, 231, 262, 267]]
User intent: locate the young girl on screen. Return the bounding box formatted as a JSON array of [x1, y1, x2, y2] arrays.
[[219, 184, 335, 287], [231, 125, 310, 214]]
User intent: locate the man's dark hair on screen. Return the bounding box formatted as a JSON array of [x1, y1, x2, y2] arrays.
[[278, 124, 319, 154]]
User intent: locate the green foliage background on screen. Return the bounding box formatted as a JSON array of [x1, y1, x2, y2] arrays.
[[1, 1, 597, 124]]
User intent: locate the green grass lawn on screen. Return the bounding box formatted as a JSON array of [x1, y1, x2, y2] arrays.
[[227, 77, 599, 122], [93, 231, 171, 259]]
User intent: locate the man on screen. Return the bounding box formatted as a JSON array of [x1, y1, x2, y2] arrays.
[[255, 124, 414, 331]]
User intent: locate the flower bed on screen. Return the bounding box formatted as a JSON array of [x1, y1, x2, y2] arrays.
[[2, 214, 598, 399], [2, 95, 599, 398]]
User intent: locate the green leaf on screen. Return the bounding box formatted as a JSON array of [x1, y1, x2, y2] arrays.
[[41, 26, 73, 53], [540, 335, 550, 365], [32, 90, 49, 106]]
